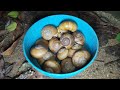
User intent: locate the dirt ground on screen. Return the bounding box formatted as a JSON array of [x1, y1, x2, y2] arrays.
[[1, 11, 120, 79]]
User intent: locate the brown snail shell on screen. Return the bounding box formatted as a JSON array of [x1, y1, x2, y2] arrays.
[[68, 49, 76, 58], [61, 58, 76, 73], [41, 25, 58, 40], [30, 45, 48, 59], [49, 37, 63, 53], [60, 33, 75, 49], [43, 59, 61, 73], [57, 48, 68, 60], [35, 38, 49, 49], [37, 52, 55, 65], [72, 43, 83, 50], [57, 21, 77, 32], [72, 50, 91, 68], [73, 31, 85, 45]]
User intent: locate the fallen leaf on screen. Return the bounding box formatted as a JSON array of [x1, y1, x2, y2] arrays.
[[1, 36, 21, 56], [5, 21, 17, 32], [0, 32, 15, 53], [7, 11, 19, 18], [4, 63, 14, 75], [115, 33, 120, 42]]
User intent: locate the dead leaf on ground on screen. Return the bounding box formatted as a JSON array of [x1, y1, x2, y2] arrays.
[[1, 36, 21, 56], [4, 63, 14, 75]]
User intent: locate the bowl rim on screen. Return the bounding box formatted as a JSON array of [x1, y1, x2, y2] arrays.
[[23, 14, 99, 79]]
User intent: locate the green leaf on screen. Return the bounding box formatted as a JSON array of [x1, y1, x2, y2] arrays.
[[8, 11, 19, 18], [6, 21, 17, 32], [115, 33, 120, 42]]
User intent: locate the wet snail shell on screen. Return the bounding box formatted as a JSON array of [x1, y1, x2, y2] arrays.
[[42, 25, 58, 40], [73, 31, 85, 45], [57, 21, 77, 32], [49, 37, 63, 53], [72, 50, 91, 68], [72, 43, 83, 50], [61, 58, 76, 73], [68, 49, 76, 58], [60, 33, 75, 49], [43, 59, 61, 73], [37, 52, 55, 65], [57, 48, 68, 60], [35, 38, 49, 49], [30, 45, 48, 59]]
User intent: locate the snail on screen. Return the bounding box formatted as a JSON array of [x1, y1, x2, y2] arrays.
[[57, 48, 68, 60], [57, 21, 77, 32], [73, 31, 85, 45], [60, 33, 75, 49], [72, 50, 91, 68], [68, 49, 76, 58], [72, 43, 83, 50], [35, 38, 49, 49], [41, 25, 58, 40], [57, 30, 68, 38], [61, 58, 76, 73], [49, 37, 63, 53], [37, 52, 55, 65], [30, 44, 48, 59], [43, 59, 61, 73]]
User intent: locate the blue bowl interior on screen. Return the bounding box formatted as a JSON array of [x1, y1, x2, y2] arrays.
[[23, 14, 99, 79]]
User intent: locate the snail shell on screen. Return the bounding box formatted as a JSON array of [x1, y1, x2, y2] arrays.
[[57, 48, 68, 60], [72, 43, 83, 50], [61, 58, 76, 73], [68, 49, 76, 58], [42, 25, 58, 40], [49, 37, 63, 53], [60, 33, 75, 49], [30, 45, 48, 59], [37, 52, 55, 65], [35, 38, 49, 49], [57, 21, 77, 32], [72, 50, 91, 68], [43, 59, 61, 73], [73, 31, 85, 45]]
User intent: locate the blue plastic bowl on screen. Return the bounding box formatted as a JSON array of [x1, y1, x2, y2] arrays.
[[23, 14, 99, 79]]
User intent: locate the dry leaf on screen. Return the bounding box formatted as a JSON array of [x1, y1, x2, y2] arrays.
[[5, 63, 14, 75], [1, 36, 20, 56]]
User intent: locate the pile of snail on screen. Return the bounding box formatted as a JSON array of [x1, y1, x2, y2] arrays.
[[30, 20, 91, 74]]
